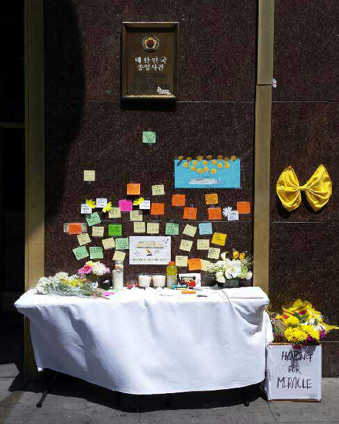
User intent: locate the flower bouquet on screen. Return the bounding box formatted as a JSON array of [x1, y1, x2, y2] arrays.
[[207, 250, 253, 288], [35, 272, 108, 298], [78, 261, 110, 288]]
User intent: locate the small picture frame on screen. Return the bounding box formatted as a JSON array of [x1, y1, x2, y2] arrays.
[[178, 273, 201, 288]]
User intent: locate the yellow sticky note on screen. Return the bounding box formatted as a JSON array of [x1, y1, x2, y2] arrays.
[[77, 233, 91, 246], [152, 185, 165, 196], [108, 207, 121, 219], [183, 224, 197, 238], [205, 193, 218, 205], [208, 247, 220, 260], [92, 226, 104, 237], [175, 255, 188, 267], [147, 223, 160, 234], [201, 259, 211, 271], [102, 237, 115, 250], [211, 232, 227, 246], [179, 239, 193, 252], [134, 222, 146, 233], [130, 210, 143, 221], [113, 251, 126, 262], [84, 170, 95, 181], [197, 239, 210, 250]]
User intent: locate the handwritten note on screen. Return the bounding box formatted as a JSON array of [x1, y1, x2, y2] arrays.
[[208, 207, 222, 220], [73, 246, 89, 260], [172, 194, 186, 207], [197, 239, 210, 250], [179, 239, 193, 252], [113, 251, 126, 262], [139, 200, 151, 210], [92, 226, 104, 237], [237, 201, 251, 214], [134, 222, 146, 233], [115, 238, 129, 250], [211, 232, 227, 246], [90, 247, 103, 260], [183, 207, 197, 220], [228, 211, 239, 221], [152, 185, 165, 196], [165, 223, 179, 236], [77, 233, 91, 246], [119, 199, 133, 212], [200, 259, 211, 271], [188, 258, 201, 271], [108, 207, 121, 219], [108, 224, 122, 237], [86, 212, 101, 227], [81, 204, 92, 214], [183, 224, 197, 238], [96, 198, 108, 208], [150, 203, 165, 215], [102, 237, 115, 250], [147, 223, 160, 234], [208, 247, 220, 260], [127, 183, 141, 195], [143, 131, 156, 144], [199, 222, 213, 235], [175, 255, 188, 267], [205, 193, 218, 205], [130, 210, 143, 221], [68, 223, 83, 235], [83, 170, 95, 182]]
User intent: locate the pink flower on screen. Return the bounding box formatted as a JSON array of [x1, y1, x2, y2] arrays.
[[78, 265, 92, 275]]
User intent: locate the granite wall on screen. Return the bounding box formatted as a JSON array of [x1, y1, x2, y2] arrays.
[[270, 0, 339, 377]]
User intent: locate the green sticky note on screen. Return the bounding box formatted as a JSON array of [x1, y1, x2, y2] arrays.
[[115, 237, 129, 250], [142, 131, 156, 144], [108, 224, 122, 237], [73, 246, 89, 260], [166, 223, 179, 236], [89, 247, 104, 260], [86, 212, 101, 227]]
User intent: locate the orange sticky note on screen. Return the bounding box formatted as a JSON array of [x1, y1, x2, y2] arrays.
[[127, 183, 141, 195], [172, 194, 186, 207], [237, 202, 251, 214], [208, 207, 222, 220], [68, 223, 83, 235], [183, 207, 197, 220], [150, 203, 165, 215], [205, 193, 218, 205], [188, 258, 201, 271]]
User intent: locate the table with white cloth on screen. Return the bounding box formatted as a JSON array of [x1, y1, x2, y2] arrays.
[[15, 286, 273, 395]]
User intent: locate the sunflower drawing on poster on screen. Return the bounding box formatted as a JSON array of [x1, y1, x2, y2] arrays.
[[174, 155, 241, 189]]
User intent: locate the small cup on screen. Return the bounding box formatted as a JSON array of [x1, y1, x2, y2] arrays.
[[152, 274, 166, 288], [138, 274, 152, 288]]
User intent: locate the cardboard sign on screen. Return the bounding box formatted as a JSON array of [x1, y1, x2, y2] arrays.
[[211, 232, 227, 246], [183, 207, 197, 220], [68, 223, 83, 235], [205, 193, 218, 205], [175, 255, 188, 267], [102, 237, 115, 250], [208, 207, 222, 220], [150, 203, 165, 215], [84, 170, 95, 181], [127, 183, 141, 195], [73, 246, 89, 260], [237, 201, 251, 214], [165, 223, 179, 236], [172, 194, 186, 207], [183, 224, 197, 237], [152, 185, 165, 196], [188, 258, 201, 271], [108, 224, 122, 237]]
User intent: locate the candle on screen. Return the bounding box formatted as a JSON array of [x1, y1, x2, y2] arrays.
[[152, 275, 166, 288], [138, 274, 152, 288], [112, 269, 124, 291]]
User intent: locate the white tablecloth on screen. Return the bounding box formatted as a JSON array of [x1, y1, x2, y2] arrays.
[[15, 287, 273, 395]]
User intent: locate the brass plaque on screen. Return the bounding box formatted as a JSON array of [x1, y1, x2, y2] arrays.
[[122, 22, 178, 100]]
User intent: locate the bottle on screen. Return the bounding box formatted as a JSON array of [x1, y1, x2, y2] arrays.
[[112, 261, 124, 291], [166, 261, 177, 288]]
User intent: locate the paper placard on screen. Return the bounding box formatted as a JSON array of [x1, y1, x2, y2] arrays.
[[150, 203, 165, 215], [199, 222, 213, 235], [127, 183, 141, 195], [201, 259, 211, 271], [130, 210, 143, 221], [175, 255, 188, 267], [108, 224, 122, 237], [134, 222, 146, 233], [92, 226, 104, 237], [211, 232, 227, 246], [237, 201, 251, 214], [129, 236, 171, 265], [81, 204, 92, 214], [208, 207, 222, 220], [84, 170, 95, 181], [183, 207, 197, 220], [139, 200, 151, 210], [77, 233, 91, 246], [102, 237, 115, 250], [165, 223, 179, 236], [73, 246, 89, 260], [197, 239, 210, 250], [152, 185, 165, 196], [208, 247, 220, 260], [96, 198, 108, 208], [90, 246, 103, 260], [205, 193, 218, 205], [147, 223, 160, 234], [86, 212, 101, 227], [113, 251, 126, 262], [227, 211, 239, 221], [188, 258, 201, 271], [68, 223, 83, 235], [63, 223, 87, 233], [108, 207, 121, 219], [179, 239, 193, 252], [143, 131, 156, 144], [119, 199, 133, 212], [115, 238, 129, 250], [172, 194, 186, 207], [183, 224, 197, 238]]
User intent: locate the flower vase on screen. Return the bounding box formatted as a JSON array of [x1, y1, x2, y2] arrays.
[[218, 279, 240, 288]]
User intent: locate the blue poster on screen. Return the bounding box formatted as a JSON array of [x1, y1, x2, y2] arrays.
[[174, 158, 241, 189]]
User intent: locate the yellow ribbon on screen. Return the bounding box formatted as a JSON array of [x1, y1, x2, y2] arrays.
[[276, 165, 332, 212]]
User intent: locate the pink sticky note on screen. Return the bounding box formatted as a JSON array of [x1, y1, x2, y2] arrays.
[[119, 199, 133, 212]]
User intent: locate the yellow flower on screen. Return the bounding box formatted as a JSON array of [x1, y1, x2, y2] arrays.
[[211, 169, 217, 175], [197, 155, 203, 160], [178, 156, 184, 161], [190, 166, 196, 171], [103, 201, 113, 212], [206, 155, 213, 160], [239, 252, 245, 260], [133, 197, 144, 206], [284, 327, 308, 343], [303, 325, 320, 341], [197, 168, 203, 174], [86, 199, 96, 208], [192, 160, 198, 165], [186, 157, 192, 162], [183, 162, 189, 168], [286, 316, 300, 327], [202, 160, 208, 166], [203, 167, 209, 172], [233, 250, 239, 259], [224, 162, 230, 168], [217, 163, 223, 169], [224, 157, 229, 161], [231, 155, 237, 161], [217, 155, 223, 159], [211, 159, 217, 165]]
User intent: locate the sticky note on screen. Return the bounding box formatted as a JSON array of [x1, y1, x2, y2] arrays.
[[188, 258, 201, 271], [197, 239, 210, 250], [172, 194, 186, 207], [92, 226, 104, 237], [127, 183, 141, 195], [108, 207, 121, 219], [211, 232, 227, 246], [165, 223, 179, 236], [237, 201, 251, 214], [139, 200, 151, 210], [205, 193, 218, 205], [86, 212, 101, 227], [119, 199, 133, 212], [68, 223, 83, 235], [134, 222, 146, 233], [201, 259, 211, 272], [113, 251, 126, 262], [179, 239, 193, 252], [208, 207, 222, 220], [90, 247, 103, 260], [130, 210, 143, 221], [77, 233, 91, 246], [143, 131, 156, 144], [152, 185, 165, 196], [227, 211, 239, 221], [73, 246, 89, 260], [147, 223, 160, 234], [108, 224, 122, 237], [115, 238, 129, 250], [96, 198, 108, 208], [183, 207, 197, 220], [175, 255, 188, 267], [183, 224, 197, 237], [84, 170, 95, 181], [208, 247, 220, 260], [102, 237, 115, 250], [199, 222, 213, 235], [151, 203, 165, 215], [81, 204, 92, 214]]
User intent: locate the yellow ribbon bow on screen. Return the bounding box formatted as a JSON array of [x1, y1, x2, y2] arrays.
[[276, 165, 332, 212]]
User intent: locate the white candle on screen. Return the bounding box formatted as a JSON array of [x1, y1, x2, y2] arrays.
[[112, 270, 124, 291], [152, 275, 166, 288], [138, 274, 152, 288]]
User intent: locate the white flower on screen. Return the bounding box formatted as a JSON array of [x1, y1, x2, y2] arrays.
[[55, 272, 69, 280], [222, 207, 232, 218], [225, 260, 242, 279], [245, 271, 253, 280], [216, 275, 226, 283], [35, 282, 47, 294], [220, 252, 227, 261], [216, 261, 225, 268], [92, 262, 108, 276], [215, 271, 224, 280]]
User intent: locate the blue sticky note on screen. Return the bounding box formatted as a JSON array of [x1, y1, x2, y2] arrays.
[[199, 222, 213, 235]]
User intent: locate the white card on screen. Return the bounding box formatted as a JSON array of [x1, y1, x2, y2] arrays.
[[81, 204, 92, 214], [96, 198, 108, 208], [227, 211, 239, 221], [139, 200, 151, 210]]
